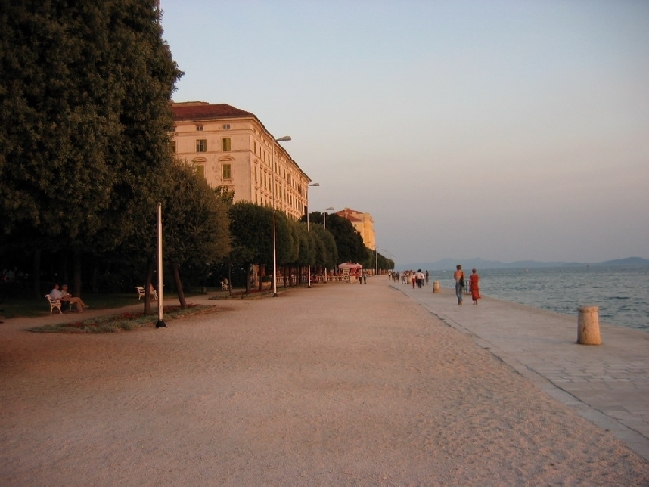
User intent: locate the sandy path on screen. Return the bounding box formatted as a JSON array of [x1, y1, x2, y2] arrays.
[[1, 279, 648, 486]]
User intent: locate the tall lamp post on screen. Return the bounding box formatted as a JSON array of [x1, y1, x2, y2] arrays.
[[155, 202, 166, 328], [375, 246, 378, 276], [322, 207, 334, 282], [307, 183, 320, 288], [323, 206, 334, 229], [272, 135, 291, 297]]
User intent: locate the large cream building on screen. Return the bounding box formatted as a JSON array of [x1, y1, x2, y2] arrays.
[[336, 208, 376, 251], [170, 101, 311, 220]]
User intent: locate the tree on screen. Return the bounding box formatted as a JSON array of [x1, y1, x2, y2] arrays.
[[228, 203, 273, 293], [311, 224, 337, 270], [324, 214, 368, 265], [300, 212, 338, 271], [161, 163, 230, 308], [0, 0, 182, 296]]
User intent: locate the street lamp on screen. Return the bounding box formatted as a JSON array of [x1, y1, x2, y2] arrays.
[[323, 206, 334, 229], [307, 182, 320, 288], [321, 207, 334, 282], [272, 135, 291, 297], [375, 246, 378, 276], [378, 247, 396, 274]]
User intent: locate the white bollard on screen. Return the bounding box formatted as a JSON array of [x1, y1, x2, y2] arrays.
[[433, 281, 440, 293], [577, 305, 601, 345]]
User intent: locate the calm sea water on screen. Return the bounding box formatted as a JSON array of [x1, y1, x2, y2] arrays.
[[426, 265, 649, 332]]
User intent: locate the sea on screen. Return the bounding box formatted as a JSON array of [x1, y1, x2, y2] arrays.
[[425, 265, 649, 333]]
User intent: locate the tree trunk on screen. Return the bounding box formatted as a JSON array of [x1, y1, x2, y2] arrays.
[[145, 257, 154, 315], [172, 262, 186, 308], [62, 253, 69, 289], [228, 261, 233, 297], [245, 264, 251, 294], [32, 249, 41, 298], [72, 249, 82, 297], [91, 264, 99, 292]]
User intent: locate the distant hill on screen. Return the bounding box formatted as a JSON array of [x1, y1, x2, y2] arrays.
[[596, 257, 649, 267], [399, 257, 649, 271]]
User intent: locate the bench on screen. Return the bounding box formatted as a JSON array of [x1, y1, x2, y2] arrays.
[[136, 287, 146, 300], [136, 286, 158, 300], [45, 294, 62, 313]]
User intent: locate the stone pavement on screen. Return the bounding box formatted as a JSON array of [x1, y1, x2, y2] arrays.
[[4, 282, 648, 463], [392, 281, 649, 461]]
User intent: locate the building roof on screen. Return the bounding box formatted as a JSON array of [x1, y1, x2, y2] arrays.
[[171, 102, 255, 122], [170, 101, 312, 183], [336, 208, 364, 222]]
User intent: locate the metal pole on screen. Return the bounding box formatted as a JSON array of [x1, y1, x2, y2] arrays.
[[270, 136, 291, 296], [156, 203, 166, 328], [272, 143, 277, 297], [307, 206, 311, 288], [323, 212, 326, 283]]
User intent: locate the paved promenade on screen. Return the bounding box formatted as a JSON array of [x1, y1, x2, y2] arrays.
[[393, 280, 649, 461], [2, 279, 648, 485]]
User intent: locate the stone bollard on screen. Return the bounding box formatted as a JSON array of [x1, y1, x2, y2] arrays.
[[433, 281, 440, 293], [577, 305, 601, 345]]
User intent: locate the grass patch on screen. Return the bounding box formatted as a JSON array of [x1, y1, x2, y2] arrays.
[[28, 304, 214, 333], [1, 291, 211, 319]]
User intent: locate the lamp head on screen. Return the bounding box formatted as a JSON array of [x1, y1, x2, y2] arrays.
[[276, 136, 291, 142]]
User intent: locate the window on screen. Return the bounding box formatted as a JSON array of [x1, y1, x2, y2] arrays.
[[222, 138, 231, 151], [222, 124, 231, 130], [196, 139, 207, 152], [196, 124, 203, 131], [222, 163, 232, 180], [196, 165, 205, 179], [169, 140, 176, 153]]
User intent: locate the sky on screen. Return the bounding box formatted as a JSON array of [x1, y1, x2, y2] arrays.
[[159, 0, 649, 267]]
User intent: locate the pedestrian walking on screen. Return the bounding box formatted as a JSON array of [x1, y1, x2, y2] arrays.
[[454, 264, 464, 305], [470, 268, 481, 304]]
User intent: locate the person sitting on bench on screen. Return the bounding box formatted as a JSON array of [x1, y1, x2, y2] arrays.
[[59, 284, 88, 313]]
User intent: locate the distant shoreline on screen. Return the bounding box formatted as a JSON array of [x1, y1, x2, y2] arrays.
[[399, 256, 649, 272]]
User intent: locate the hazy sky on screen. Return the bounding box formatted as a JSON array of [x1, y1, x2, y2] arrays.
[[160, 0, 649, 266]]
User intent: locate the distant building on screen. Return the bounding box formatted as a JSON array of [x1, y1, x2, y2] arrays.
[[335, 208, 376, 250], [170, 101, 311, 220]]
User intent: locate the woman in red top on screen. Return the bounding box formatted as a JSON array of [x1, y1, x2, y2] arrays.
[[470, 268, 481, 305]]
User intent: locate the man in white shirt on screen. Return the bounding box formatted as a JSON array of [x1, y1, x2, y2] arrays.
[[416, 270, 425, 288], [49, 284, 64, 300]]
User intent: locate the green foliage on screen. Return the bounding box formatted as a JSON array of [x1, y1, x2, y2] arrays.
[[0, 0, 183, 257], [362, 249, 394, 272], [311, 224, 337, 269], [322, 214, 367, 264], [162, 163, 231, 267], [213, 186, 236, 205], [274, 212, 292, 265], [228, 202, 273, 266], [294, 222, 313, 266]]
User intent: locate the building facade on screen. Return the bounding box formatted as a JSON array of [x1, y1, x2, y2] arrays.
[[170, 101, 310, 220], [335, 208, 376, 251]]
